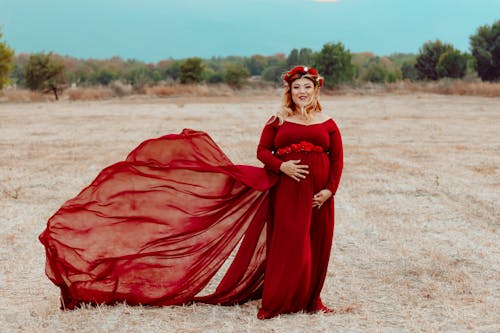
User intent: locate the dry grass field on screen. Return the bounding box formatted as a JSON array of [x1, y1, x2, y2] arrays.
[[0, 94, 498, 332]]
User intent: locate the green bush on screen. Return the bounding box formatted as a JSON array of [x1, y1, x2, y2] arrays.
[[357, 56, 402, 83], [223, 63, 250, 88], [179, 57, 204, 84], [204, 68, 224, 84], [364, 64, 399, 83], [124, 63, 161, 88], [157, 60, 181, 81], [401, 61, 419, 80], [436, 49, 467, 79], [92, 67, 119, 85], [261, 64, 287, 83]]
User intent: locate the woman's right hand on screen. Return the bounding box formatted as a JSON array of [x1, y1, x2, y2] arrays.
[[279, 160, 309, 181]]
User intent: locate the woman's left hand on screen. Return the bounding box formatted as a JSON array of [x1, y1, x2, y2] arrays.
[[312, 189, 332, 209]]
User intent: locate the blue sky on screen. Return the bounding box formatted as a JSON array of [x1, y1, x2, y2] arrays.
[[0, 0, 499, 62]]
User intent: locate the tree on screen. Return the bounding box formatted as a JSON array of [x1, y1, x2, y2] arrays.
[[261, 54, 288, 84], [416, 40, 469, 80], [245, 55, 268, 75], [287, 49, 300, 67], [0, 29, 15, 90], [436, 49, 467, 79], [8, 53, 29, 86], [91, 67, 119, 85], [124, 63, 160, 88], [470, 19, 500, 81], [415, 40, 453, 80], [65, 60, 94, 86], [313, 42, 354, 88], [298, 48, 314, 65], [10, 62, 24, 85], [287, 48, 314, 68], [25, 52, 66, 100], [179, 57, 204, 84], [223, 63, 250, 88], [157, 59, 181, 81]]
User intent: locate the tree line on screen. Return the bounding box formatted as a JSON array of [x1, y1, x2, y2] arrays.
[[0, 19, 499, 100]]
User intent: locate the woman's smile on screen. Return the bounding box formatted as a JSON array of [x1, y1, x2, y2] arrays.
[[291, 77, 315, 107]]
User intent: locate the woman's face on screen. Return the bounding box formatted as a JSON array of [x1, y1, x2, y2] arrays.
[[291, 77, 315, 109]]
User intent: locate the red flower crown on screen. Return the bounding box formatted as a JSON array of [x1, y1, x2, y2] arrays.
[[283, 66, 324, 87]]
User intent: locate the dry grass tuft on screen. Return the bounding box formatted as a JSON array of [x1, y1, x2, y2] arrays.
[[109, 81, 133, 97], [397, 80, 500, 97], [145, 83, 235, 98], [324, 80, 500, 97], [65, 87, 115, 101], [2, 80, 498, 104], [1, 186, 21, 199], [0, 87, 50, 102]]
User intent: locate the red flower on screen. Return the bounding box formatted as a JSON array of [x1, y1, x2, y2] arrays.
[[283, 66, 323, 87], [308, 68, 318, 76], [276, 141, 324, 156]]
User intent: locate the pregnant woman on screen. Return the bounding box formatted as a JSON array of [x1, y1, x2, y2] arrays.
[[39, 65, 343, 320]]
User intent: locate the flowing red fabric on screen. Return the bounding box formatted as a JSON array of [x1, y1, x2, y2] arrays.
[[39, 129, 277, 310], [40, 119, 344, 319]]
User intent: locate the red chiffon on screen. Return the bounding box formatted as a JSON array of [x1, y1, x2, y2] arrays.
[[39, 129, 277, 309], [39, 118, 343, 319]]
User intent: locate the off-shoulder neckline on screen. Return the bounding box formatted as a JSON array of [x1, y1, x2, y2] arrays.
[[283, 118, 332, 127]]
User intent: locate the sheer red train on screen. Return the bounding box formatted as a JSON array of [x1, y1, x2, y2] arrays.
[[39, 129, 277, 309], [39, 120, 343, 318]]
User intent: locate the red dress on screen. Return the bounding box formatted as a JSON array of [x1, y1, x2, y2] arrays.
[[256, 117, 343, 318], [39, 118, 343, 319]]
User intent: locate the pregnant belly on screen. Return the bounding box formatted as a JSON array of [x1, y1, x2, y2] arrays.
[[279, 151, 330, 192]]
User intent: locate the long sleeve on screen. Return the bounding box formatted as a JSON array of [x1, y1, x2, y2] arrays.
[[256, 119, 283, 173], [326, 120, 343, 195]]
